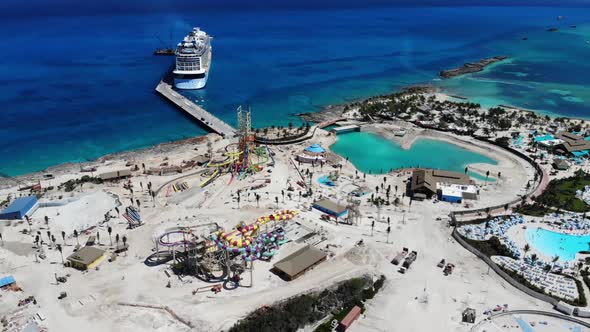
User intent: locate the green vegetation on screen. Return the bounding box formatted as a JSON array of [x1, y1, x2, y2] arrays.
[[58, 175, 103, 192], [515, 203, 554, 217], [461, 235, 516, 259], [535, 170, 590, 212], [574, 278, 587, 307], [229, 275, 385, 332]]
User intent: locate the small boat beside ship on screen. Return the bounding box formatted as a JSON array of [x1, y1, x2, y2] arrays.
[[153, 48, 175, 56]]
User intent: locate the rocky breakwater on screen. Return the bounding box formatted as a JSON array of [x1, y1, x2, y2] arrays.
[[440, 56, 508, 78]]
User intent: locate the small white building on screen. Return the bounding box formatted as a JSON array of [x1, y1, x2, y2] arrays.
[[575, 307, 590, 318], [437, 183, 478, 203], [555, 301, 575, 316]]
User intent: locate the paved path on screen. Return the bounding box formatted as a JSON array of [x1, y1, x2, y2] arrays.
[[156, 80, 235, 137]]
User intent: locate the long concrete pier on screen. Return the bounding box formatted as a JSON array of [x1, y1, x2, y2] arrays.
[[156, 80, 235, 137]]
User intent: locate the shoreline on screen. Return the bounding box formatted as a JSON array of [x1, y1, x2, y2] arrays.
[[0, 134, 214, 189]]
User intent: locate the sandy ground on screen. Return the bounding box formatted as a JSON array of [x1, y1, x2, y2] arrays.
[[0, 121, 585, 332]]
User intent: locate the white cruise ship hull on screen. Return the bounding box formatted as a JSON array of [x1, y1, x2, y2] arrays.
[[174, 71, 209, 90]]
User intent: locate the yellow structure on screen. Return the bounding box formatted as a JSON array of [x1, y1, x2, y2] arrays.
[[67, 246, 106, 270]]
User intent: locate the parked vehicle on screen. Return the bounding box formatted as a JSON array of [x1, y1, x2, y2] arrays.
[[437, 259, 446, 268], [391, 247, 409, 265], [402, 250, 418, 269]]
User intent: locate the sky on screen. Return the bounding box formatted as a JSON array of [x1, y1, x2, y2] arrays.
[[1, 0, 588, 17]]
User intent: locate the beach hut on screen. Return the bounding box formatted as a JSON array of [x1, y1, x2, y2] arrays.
[[98, 169, 132, 181], [0, 196, 38, 220], [67, 246, 106, 270], [312, 199, 348, 218]]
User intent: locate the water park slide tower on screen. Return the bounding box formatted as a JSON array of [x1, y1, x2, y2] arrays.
[[237, 106, 256, 174]]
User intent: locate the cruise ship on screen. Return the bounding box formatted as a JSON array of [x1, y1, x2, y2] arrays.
[[173, 27, 212, 90]]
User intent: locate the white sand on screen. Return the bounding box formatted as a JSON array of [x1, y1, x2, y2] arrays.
[[0, 123, 586, 332]]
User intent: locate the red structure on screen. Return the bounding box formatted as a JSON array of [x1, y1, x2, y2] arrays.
[[337, 305, 362, 331]]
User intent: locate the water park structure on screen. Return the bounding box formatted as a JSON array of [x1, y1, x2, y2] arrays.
[[198, 106, 271, 188], [150, 210, 297, 286]]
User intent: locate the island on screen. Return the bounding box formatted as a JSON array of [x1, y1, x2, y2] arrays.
[[439, 56, 508, 78]]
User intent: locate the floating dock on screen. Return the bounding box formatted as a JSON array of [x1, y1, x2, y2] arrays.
[[330, 124, 360, 135], [155, 80, 235, 137]]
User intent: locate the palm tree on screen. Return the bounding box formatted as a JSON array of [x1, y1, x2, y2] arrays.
[[96, 231, 100, 245], [73, 230, 79, 245], [371, 220, 375, 237], [531, 253, 538, 266], [552, 255, 560, 270], [122, 235, 128, 256], [504, 204, 509, 215], [108, 226, 113, 245], [0, 232, 3, 246], [61, 230, 66, 245], [115, 234, 120, 247], [56, 244, 64, 264], [485, 170, 490, 183], [281, 190, 285, 203], [386, 226, 391, 244], [256, 194, 260, 208], [275, 196, 279, 208], [44, 215, 49, 227], [523, 244, 531, 259]]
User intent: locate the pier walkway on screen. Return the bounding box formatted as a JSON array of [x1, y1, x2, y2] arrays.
[[156, 80, 235, 137]]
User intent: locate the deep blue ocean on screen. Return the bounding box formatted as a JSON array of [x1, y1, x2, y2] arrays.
[[1, 6, 589, 176]]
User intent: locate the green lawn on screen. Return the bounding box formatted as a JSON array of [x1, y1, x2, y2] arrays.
[[536, 172, 590, 213]]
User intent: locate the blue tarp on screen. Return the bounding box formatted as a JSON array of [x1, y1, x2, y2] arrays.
[[304, 144, 325, 153], [0, 275, 15, 288], [0, 196, 38, 220]]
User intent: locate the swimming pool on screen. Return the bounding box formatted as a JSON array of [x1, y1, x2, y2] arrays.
[[534, 134, 555, 143], [318, 175, 336, 186], [525, 227, 590, 261]]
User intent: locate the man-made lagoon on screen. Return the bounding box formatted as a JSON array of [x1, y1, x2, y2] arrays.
[[330, 132, 497, 179]]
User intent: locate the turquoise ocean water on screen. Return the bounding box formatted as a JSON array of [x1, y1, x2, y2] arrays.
[[329, 132, 497, 176], [0, 6, 589, 176]]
